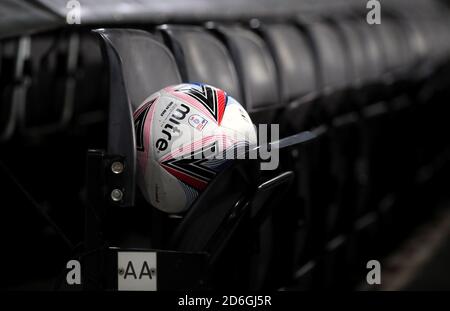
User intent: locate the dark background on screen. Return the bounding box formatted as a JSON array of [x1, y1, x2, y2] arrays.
[[1, 0, 450, 291]]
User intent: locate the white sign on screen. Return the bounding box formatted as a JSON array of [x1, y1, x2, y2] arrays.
[[118, 252, 157, 291]]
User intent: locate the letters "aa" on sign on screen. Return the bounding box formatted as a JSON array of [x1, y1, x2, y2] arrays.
[[118, 252, 157, 291]]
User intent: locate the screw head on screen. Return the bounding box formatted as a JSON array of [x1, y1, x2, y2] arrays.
[[111, 161, 124, 174], [118, 267, 125, 276], [249, 18, 260, 28], [111, 189, 123, 202]]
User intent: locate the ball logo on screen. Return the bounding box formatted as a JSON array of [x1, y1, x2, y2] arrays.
[[188, 114, 208, 131], [155, 103, 190, 152]]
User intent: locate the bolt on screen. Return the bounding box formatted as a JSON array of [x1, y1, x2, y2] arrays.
[[250, 18, 260, 28], [111, 189, 123, 202], [111, 161, 124, 174], [118, 267, 125, 276]]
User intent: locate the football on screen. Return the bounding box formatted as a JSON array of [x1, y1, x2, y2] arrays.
[[133, 83, 257, 213]]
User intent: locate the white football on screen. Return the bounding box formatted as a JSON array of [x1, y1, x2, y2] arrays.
[[133, 83, 257, 213]]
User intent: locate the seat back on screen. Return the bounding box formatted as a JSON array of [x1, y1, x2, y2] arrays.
[[372, 19, 412, 81], [73, 32, 108, 123], [17, 31, 79, 135], [0, 39, 19, 141], [1, 37, 30, 141], [333, 19, 376, 88], [259, 23, 319, 133], [260, 23, 317, 105], [306, 21, 352, 95], [159, 25, 243, 103], [94, 28, 182, 206], [354, 22, 390, 85], [302, 19, 357, 120], [214, 25, 280, 124]]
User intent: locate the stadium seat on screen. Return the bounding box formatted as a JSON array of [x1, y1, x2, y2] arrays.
[[346, 16, 425, 279], [93, 28, 183, 223], [0, 37, 30, 141], [308, 18, 358, 234], [305, 20, 354, 116], [159, 24, 297, 289], [0, 39, 19, 141], [15, 32, 80, 137], [257, 23, 320, 279], [209, 23, 298, 288], [302, 18, 361, 289], [72, 32, 108, 126], [82, 27, 184, 288], [349, 21, 388, 105], [158, 25, 242, 103], [258, 23, 318, 132], [211, 24, 281, 125]]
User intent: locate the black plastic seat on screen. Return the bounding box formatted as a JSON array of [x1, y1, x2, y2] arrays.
[[368, 17, 427, 195], [0, 39, 19, 142], [399, 19, 430, 81], [346, 17, 432, 277], [316, 19, 372, 246], [15, 32, 80, 137], [72, 32, 108, 127], [424, 18, 450, 66], [335, 18, 405, 208], [246, 27, 319, 272], [343, 21, 388, 107], [0, 37, 30, 142], [302, 20, 356, 239], [85, 28, 186, 286], [335, 22, 368, 88], [94, 28, 183, 208], [304, 20, 355, 118], [302, 19, 361, 289], [259, 23, 318, 132], [372, 19, 413, 87], [262, 21, 359, 278], [207, 24, 291, 287], [406, 17, 450, 204], [159, 25, 242, 103], [345, 20, 398, 231], [212, 25, 281, 125], [257, 23, 319, 275]]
